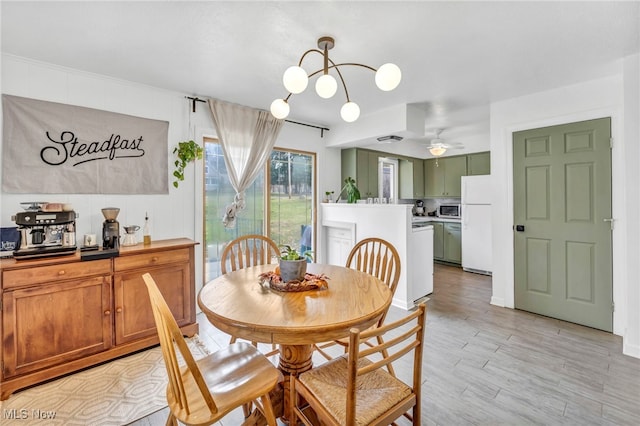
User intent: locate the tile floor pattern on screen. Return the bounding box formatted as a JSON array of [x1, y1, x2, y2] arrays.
[[130, 264, 640, 425]]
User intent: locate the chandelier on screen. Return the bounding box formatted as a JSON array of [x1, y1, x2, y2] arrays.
[[270, 36, 402, 123]]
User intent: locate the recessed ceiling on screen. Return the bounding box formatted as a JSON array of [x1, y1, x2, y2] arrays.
[[2, 1, 638, 157]]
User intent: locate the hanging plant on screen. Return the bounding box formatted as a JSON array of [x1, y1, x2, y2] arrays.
[[172, 140, 203, 188]]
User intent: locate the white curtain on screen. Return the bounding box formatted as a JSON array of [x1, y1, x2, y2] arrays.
[[208, 99, 283, 228]]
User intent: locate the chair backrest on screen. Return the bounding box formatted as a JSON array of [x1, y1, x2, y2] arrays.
[[346, 303, 426, 425], [142, 273, 217, 416], [345, 238, 401, 324], [220, 234, 280, 274]]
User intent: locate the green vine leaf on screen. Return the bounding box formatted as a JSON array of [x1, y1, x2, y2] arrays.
[[172, 140, 203, 188]]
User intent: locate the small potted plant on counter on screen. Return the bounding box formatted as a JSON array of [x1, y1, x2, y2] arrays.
[[323, 191, 334, 203], [338, 177, 361, 203], [278, 245, 313, 282]]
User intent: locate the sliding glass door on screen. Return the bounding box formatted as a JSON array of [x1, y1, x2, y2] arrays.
[[203, 140, 315, 282]]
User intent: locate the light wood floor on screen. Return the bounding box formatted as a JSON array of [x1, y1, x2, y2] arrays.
[[130, 264, 640, 425]]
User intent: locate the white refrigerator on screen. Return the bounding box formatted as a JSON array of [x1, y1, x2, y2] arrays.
[[461, 175, 492, 274]]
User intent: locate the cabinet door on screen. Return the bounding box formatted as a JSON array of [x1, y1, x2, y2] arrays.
[[367, 151, 379, 198], [327, 227, 353, 266], [2, 276, 112, 378], [413, 159, 424, 198], [356, 149, 371, 197], [399, 159, 413, 199], [424, 159, 445, 197], [113, 262, 192, 345], [467, 152, 490, 175], [443, 156, 467, 197], [444, 223, 462, 264], [432, 222, 445, 260]]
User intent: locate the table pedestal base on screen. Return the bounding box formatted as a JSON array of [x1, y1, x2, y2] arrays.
[[243, 343, 314, 425], [279, 344, 313, 423]]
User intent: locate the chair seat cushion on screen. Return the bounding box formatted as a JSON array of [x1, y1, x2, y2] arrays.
[[298, 356, 411, 425]]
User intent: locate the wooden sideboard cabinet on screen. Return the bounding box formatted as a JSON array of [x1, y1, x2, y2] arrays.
[[0, 238, 198, 400]]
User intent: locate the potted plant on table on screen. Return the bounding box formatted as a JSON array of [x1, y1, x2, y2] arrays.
[[278, 245, 313, 282]]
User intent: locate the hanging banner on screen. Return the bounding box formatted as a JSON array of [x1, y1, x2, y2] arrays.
[[1, 94, 169, 194]]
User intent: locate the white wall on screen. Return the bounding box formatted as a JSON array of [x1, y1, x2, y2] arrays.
[[490, 63, 640, 358], [0, 54, 343, 292]]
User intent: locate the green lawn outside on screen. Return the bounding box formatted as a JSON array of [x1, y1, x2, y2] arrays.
[[205, 190, 312, 259]]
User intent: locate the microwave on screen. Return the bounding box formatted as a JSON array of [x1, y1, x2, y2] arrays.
[[438, 204, 461, 218]]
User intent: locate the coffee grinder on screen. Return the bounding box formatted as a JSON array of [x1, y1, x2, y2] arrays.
[[101, 207, 120, 249]]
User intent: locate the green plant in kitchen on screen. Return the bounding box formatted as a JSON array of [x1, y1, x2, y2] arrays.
[[324, 191, 334, 203], [172, 140, 204, 188], [339, 176, 361, 203]]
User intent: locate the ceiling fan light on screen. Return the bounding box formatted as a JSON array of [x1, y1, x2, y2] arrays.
[[340, 101, 360, 122], [283, 66, 308, 94], [315, 74, 337, 98], [375, 63, 402, 91], [429, 146, 447, 156], [270, 98, 290, 119]]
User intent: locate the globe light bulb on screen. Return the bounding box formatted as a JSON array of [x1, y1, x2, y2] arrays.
[[375, 63, 402, 91], [429, 146, 447, 156], [270, 99, 290, 119], [340, 101, 360, 122], [283, 66, 308, 94], [315, 74, 337, 99]]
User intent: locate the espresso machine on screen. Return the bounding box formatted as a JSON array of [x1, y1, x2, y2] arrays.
[[12, 209, 77, 259], [102, 207, 120, 249]]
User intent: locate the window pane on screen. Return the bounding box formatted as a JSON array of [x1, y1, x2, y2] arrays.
[[269, 151, 314, 256], [204, 141, 264, 282]]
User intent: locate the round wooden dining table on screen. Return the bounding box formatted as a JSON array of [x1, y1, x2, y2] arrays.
[[198, 263, 392, 422]]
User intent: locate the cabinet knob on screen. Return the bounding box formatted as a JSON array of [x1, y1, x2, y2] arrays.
[[116, 307, 123, 313], [151, 257, 159, 262], [58, 270, 66, 275], [104, 310, 111, 316]]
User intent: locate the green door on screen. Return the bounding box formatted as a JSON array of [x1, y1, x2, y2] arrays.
[[513, 118, 613, 332]]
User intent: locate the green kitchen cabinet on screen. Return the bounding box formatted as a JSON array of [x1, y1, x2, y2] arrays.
[[444, 222, 462, 264], [432, 222, 444, 260], [432, 221, 461, 265], [399, 159, 425, 199], [467, 151, 490, 175], [424, 156, 467, 197], [341, 148, 379, 199]]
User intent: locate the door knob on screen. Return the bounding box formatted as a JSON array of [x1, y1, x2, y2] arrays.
[[515, 225, 525, 232]]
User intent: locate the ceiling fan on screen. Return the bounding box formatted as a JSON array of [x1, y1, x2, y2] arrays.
[[426, 129, 464, 157]]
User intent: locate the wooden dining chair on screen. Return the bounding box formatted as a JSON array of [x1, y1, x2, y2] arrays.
[[220, 234, 280, 358], [291, 303, 426, 426], [316, 237, 401, 374], [220, 234, 280, 275], [142, 273, 280, 426]]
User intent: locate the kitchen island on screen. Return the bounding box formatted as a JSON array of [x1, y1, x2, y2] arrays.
[[321, 203, 433, 309]]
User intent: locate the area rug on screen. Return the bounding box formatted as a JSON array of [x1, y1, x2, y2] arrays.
[[0, 336, 211, 426]]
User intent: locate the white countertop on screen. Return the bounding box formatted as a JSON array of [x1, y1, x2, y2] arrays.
[[411, 216, 461, 223]]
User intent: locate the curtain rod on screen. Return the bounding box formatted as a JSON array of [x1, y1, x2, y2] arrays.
[[185, 96, 330, 137]]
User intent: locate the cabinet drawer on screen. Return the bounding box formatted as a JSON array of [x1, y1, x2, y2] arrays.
[[2, 259, 112, 289], [114, 248, 190, 271], [327, 227, 352, 240]]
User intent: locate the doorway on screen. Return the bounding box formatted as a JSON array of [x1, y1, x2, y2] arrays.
[[512, 118, 613, 332]]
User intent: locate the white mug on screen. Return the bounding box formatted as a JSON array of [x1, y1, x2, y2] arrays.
[[84, 233, 97, 247]]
